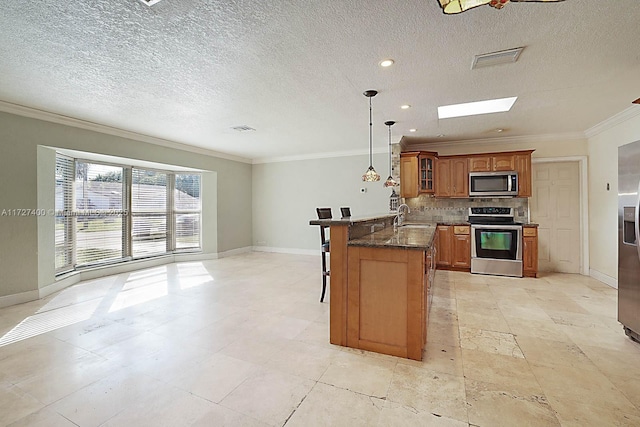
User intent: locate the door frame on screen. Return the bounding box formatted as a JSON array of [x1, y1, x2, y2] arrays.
[[531, 156, 589, 276]]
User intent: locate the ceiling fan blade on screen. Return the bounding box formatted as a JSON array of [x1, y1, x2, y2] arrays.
[[633, 98, 640, 105]]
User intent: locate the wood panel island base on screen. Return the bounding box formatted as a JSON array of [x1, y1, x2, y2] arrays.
[[310, 214, 435, 361]]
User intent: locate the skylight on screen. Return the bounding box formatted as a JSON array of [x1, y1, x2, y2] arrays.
[[438, 97, 517, 119]]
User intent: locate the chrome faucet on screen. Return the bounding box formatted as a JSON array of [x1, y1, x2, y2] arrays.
[[394, 204, 411, 231]]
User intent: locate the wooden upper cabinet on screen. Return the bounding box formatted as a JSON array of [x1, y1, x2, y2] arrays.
[[418, 153, 436, 193], [450, 158, 468, 197], [435, 157, 468, 198], [515, 153, 532, 198], [469, 154, 515, 172], [400, 152, 419, 198], [469, 156, 492, 172], [434, 158, 451, 197], [401, 151, 436, 198], [402, 149, 533, 198], [492, 154, 516, 171]]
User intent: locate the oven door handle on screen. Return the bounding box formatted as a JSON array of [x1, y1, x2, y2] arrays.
[[470, 224, 522, 230]]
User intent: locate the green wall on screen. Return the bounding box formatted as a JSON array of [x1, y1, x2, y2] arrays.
[[0, 111, 252, 298]]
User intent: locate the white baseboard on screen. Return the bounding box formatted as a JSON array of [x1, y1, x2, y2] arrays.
[[174, 252, 219, 261], [217, 246, 253, 258], [39, 274, 82, 299], [589, 269, 618, 289], [252, 246, 319, 256], [0, 290, 40, 309]]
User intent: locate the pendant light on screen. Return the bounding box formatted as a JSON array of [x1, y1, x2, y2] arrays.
[[383, 120, 398, 187], [362, 90, 380, 182], [437, 0, 565, 14]]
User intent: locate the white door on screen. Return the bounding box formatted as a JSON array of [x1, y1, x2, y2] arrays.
[[530, 162, 581, 273]]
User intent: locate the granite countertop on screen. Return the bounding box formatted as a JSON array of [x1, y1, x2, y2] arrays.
[[309, 213, 396, 226], [348, 225, 436, 250]]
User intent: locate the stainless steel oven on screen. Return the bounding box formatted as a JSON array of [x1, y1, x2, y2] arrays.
[[469, 207, 523, 277]]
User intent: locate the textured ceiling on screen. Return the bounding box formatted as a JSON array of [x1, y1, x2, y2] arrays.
[[1, 0, 639, 161]]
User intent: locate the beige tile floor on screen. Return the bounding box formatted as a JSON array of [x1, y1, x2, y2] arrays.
[[0, 252, 639, 426]]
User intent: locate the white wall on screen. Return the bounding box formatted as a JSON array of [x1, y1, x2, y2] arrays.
[[587, 108, 640, 281], [252, 153, 393, 252]]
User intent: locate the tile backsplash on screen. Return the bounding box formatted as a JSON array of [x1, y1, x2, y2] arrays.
[[404, 195, 529, 223]]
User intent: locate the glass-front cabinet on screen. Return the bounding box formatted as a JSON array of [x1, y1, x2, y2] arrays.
[[419, 154, 435, 193]]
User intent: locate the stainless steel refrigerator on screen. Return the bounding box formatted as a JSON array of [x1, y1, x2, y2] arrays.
[[619, 140, 640, 342]]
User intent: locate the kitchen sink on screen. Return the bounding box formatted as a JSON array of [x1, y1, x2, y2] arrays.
[[399, 223, 432, 229]]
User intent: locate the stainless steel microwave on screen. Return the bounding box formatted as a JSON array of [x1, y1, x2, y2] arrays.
[[469, 171, 518, 197]]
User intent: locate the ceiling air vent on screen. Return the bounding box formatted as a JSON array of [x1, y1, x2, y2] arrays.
[[138, 0, 164, 6], [472, 47, 524, 70], [232, 125, 256, 132]]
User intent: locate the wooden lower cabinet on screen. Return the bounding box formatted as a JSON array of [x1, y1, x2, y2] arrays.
[[436, 225, 452, 267], [346, 246, 429, 361], [436, 225, 470, 270], [452, 226, 471, 269], [523, 226, 538, 277]]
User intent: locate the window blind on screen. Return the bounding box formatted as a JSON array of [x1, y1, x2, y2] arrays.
[[175, 174, 201, 250], [132, 168, 168, 257], [74, 161, 125, 266], [54, 154, 202, 273], [55, 155, 74, 273]]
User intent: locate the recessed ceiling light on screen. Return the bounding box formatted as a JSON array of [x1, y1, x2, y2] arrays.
[[138, 0, 164, 6], [409, 129, 417, 132], [437, 97, 517, 119], [379, 59, 394, 67], [231, 125, 256, 132], [496, 128, 504, 133], [401, 105, 411, 109], [437, 134, 445, 138]]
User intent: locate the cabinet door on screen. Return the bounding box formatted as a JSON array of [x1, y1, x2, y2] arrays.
[[434, 158, 451, 197], [523, 227, 538, 277], [452, 234, 470, 268], [450, 158, 469, 197], [514, 153, 532, 197], [469, 156, 492, 172], [492, 154, 515, 171], [418, 155, 435, 193], [436, 225, 452, 267], [400, 154, 419, 198]]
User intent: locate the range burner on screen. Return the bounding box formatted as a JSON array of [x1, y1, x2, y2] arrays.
[[468, 207, 520, 225]]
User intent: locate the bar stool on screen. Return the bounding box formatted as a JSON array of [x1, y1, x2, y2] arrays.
[[340, 207, 351, 218], [316, 207, 332, 302]]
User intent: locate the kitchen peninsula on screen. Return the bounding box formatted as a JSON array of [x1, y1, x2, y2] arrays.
[[309, 214, 436, 361]]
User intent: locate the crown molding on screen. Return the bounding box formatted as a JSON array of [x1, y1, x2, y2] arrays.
[[252, 147, 388, 164], [0, 100, 252, 164], [403, 132, 586, 152], [584, 106, 640, 139]]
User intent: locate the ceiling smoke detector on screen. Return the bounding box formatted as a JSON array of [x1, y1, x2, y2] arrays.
[[138, 0, 164, 6], [472, 47, 524, 70], [231, 125, 256, 132]]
